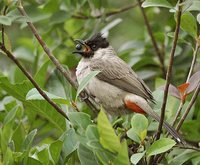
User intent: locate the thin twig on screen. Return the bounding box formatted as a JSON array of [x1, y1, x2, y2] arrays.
[[155, 0, 183, 141], [171, 102, 184, 127], [176, 82, 200, 131], [186, 39, 200, 82], [175, 145, 200, 152], [72, 2, 140, 19], [137, 0, 166, 77], [17, 0, 99, 114], [0, 43, 69, 120], [1, 6, 8, 45]]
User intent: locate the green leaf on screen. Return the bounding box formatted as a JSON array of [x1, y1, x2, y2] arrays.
[[78, 143, 100, 165], [131, 114, 148, 134], [37, 146, 49, 165], [197, 13, 200, 24], [127, 114, 148, 143], [76, 70, 101, 100], [50, 11, 70, 25], [1, 105, 19, 153], [12, 123, 25, 152], [0, 76, 33, 101], [0, 15, 12, 25], [22, 129, 37, 164], [22, 129, 37, 151], [127, 128, 141, 143], [97, 110, 121, 153], [68, 112, 92, 130], [25, 100, 66, 132], [169, 149, 200, 165], [130, 152, 146, 165], [180, 12, 197, 38], [142, 0, 172, 8], [113, 140, 129, 165], [187, 0, 200, 11], [3, 147, 14, 165], [3, 105, 18, 125], [60, 128, 78, 158], [86, 125, 99, 141], [49, 140, 63, 164], [34, 60, 50, 87], [26, 88, 69, 105], [26, 157, 42, 165], [146, 138, 176, 157], [181, 120, 200, 142]]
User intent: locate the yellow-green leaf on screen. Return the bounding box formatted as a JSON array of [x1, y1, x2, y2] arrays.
[[97, 110, 121, 153], [146, 138, 176, 157]]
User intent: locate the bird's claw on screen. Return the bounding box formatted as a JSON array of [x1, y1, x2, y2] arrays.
[[80, 92, 89, 101]]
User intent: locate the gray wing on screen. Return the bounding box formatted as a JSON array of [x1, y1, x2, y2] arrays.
[[90, 56, 154, 102]]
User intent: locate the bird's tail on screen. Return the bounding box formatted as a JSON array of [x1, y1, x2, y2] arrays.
[[147, 109, 183, 143], [124, 94, 184, 144]]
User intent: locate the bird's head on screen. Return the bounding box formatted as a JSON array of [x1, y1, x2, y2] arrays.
[[73, 33, 109, 58]]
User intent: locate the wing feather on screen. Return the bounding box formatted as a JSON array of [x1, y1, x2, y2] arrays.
[[90, 56, 154, 102]]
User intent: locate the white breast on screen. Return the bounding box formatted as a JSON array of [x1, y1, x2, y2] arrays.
[[76, 58, 127, 115]]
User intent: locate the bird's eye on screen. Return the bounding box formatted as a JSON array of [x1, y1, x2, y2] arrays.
[[91, 44, 96, 50], [76, 44, 82, 50]]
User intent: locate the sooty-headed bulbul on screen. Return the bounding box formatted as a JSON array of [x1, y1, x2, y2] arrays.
[[73, 33, 182, 143]]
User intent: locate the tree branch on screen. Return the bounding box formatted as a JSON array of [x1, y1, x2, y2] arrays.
[[154, 36, 200, 164], [1, 6, 8, 45], [148, 2, 183, 165], [155, 0, 183, 141], [137, 0, 166, 77], [17, 0, 99, 114], [0, 43, 69, 120], [186, 37, 200, 82], [72, 2, 140, 19]]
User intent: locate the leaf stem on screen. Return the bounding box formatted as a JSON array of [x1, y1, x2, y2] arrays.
[[186, 37, 200, 82], [171, 102, 184, 127]]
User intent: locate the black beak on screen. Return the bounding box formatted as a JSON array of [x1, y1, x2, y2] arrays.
[[72, 39, 92, 55], [72, 39, 85, 54]]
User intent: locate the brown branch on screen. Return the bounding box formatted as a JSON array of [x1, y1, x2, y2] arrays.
[[175, 144, 200, 152], [137, 0, 166, 77], [148, 2, 183, 165], [176, 82, 200, 131], [155, 0, 183, 141], [0, 43, 69, 120], [72, 2, 140, 19], [17, 0, 98, 114]]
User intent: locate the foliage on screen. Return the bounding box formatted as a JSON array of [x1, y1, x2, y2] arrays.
[[0, 0, 200, 164]]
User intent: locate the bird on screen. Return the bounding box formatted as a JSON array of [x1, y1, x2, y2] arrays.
[[73, 33, 182, 143]]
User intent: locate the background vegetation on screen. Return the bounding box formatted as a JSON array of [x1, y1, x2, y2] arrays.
[[0, 0, 200, 164]]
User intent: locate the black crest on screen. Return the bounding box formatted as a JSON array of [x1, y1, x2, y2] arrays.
[[85, 33, 109, 51]]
